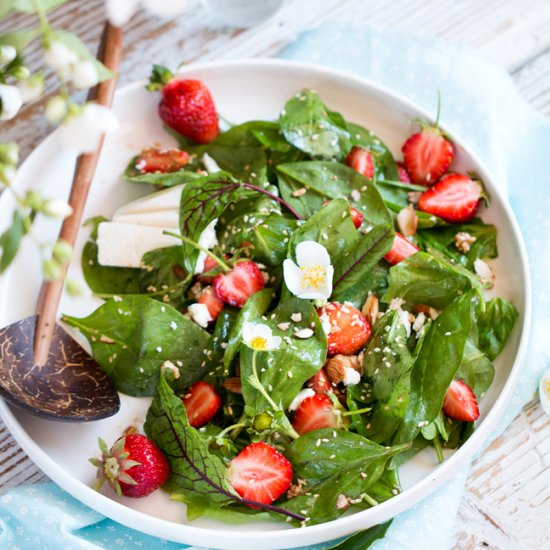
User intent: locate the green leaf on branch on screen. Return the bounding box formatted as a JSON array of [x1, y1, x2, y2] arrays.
[[0, 29, 39, 52], [0, 210, 26, 274]]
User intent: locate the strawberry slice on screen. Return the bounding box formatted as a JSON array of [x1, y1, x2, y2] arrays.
[[213, 261, 265, 308], [323, 200, 363, 229], [135, 147, 189, 173], [384, 231, 420, 265], [396, 162, 412, 183], [417, 173, 482, 223], [307, 367, 332, 395], [292, 394, 341, 435], [443, 380, 480, 422], [317, 301, 371, 357], [401, 126, 454, 185], [229, 442, 293, 505], [197, 255, 219, 283], [345, 146, 375, 179], [198, 286, 224, 321], [182, 381, 222, 428]]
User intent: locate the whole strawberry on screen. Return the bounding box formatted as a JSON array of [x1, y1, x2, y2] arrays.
[[90, 434, 169, 498], [148, 64, 219, 144]]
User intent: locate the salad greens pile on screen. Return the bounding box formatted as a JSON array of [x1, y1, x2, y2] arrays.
[[64, 89, 518, 527]]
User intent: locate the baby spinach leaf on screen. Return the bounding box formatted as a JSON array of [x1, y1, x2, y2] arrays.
[[279, 89, 351, 159], [477, 297, 519, 360], [393, 290, 476, 444], [224, 289, 274, 369], [456, 339, 495, 398], [363, 310, 415, 402], [63, 295, 210, 396], [287, 198, 358, 262], [203, 309, 239, 385], [332, 224, 394, 307], [199, 145, 268, 184], [326, 520, 393, 550], [277, 161, 391, 226], [286, 429, 407, 483], [144, 376, 236, 507], [383, 251, 481, 310], [367, 468, 401, 504], [240, 298, 327, 411], [182, 499, 271, 524], [418, 220, 498, 269], [215, 120, 279, 147]]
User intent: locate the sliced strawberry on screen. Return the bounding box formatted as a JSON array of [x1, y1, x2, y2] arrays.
[[323, 199, 363, 229], [213, 261, 265, 308], [307, 367, 332, 395], [417, 173, 482, 223], [197, 255, 219, 283], [402, 127, 454, 185], [443, 380, 480, 422], [229, 442, 293, 505], [292, 394, 341, 435], [396, 162, 412, 183], [384, 231, 420, 265], [135, 147, 189, 174], [182, 381, 222, 428], [317, 302, 371, 357], [345, 146, 375, 179], [198, 286, 224, 321]]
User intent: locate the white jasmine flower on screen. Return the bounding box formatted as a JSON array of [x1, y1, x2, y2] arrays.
[[242, 322, 282, 351], [71, 60, 99, 90], [17, 75, 44, 103], [43, 41, 78, 79], [42, 199, 73, 219], [194, 218, 218, 274], [44, 95, 68, 122], [59, 103, 118, 153], [141, 0, 191, 16], [0, 45, 17, 65], [202, 152, 221, 174], [0, 84, 23, 121], [105, 0, 190, 26], [188, 303, 212, 328], [288, 388, 315, 411], [283, 241, 333, 300]]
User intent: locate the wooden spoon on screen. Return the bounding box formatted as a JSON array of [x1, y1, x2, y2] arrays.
[[0, 22, 123, 421]]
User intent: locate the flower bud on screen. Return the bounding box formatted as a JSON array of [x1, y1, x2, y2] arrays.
[[11, 66, 30, 80], [71, 60, 98, 89], [42, 198, 73, 219], [24, 190, 45, 210], [52, 240, 73, 263], [43, 41, 77, 77], [0, 142, 19, 166], [0, 84, 23, 121], [0, 164, 16, 186], [65, 278, 84, 297], [253, 412, 273, 431], [0, 45, 17, 65], [43, 258, 63, 281], [44, 95, 68, 122], [17, 73, 44, 103]]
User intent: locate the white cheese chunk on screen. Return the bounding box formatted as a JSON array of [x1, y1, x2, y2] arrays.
[[97, 222, 180, 268], [113, 184, 185, 216], [112, 208, 179, 228]]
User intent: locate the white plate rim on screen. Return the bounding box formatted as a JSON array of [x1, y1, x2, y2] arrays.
[[0, 58, 532, 549]]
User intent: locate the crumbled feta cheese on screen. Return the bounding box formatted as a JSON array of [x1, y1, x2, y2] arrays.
[[288, 388, 315, 411], [342, 366, 361, 386], [188, 303, 213, 328]]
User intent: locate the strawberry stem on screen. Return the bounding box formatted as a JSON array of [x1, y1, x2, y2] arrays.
[[242, 183, 303, 220], [163, 231, 231, 273]]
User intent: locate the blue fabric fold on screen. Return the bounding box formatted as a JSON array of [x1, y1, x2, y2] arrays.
[[1, 22, 548, 550]]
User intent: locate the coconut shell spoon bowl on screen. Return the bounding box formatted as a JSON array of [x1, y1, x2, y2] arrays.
[[0, 22, 122, 422]]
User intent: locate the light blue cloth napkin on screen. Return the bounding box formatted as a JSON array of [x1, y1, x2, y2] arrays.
[[1, 23, 548, 550]]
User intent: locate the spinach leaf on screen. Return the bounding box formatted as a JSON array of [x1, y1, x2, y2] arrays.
[[456, 339, 495, 398], [215, 120, 279, 147], [224, 288, 274, 369], [240, 298, 326, 411], [123, 155, 204, 187], [477, 297, 519, 360], [182, 499, 271, 524], [277, 161, 391, 225], [63, 295, 210, 396], [279, 89, 351, 159], [363, 310, 415, 402], [331, 224, 394, 307], [203, 309, 239, 384], [418, 220, 498, 269], [287, 198, 358, 262], [286, 429, 407, 483], [382, 251, 481, 310], [393, 290, 476, 444], [198, 145, 267, 184], [326, 520, 393, 550], [144, 376, 236, 507]]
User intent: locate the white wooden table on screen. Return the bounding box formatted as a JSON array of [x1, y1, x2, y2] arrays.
[[2, 1, 550, 548]]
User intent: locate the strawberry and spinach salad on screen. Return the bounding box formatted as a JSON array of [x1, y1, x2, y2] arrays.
[[70, 65, 519, 527]]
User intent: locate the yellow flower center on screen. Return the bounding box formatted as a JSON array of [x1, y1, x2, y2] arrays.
[[546, 380, 550, 398], [249, 336, 269, 351], [300, 265, 326, 290]]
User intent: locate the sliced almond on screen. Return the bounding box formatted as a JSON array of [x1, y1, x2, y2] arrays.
[[326, 354, 363, 384], [223, 377, 242, 394], [474, 258, 495, 288], [291, 187, 307, 197], [396, 205, 418, 237], [361, 293, 379, 326]]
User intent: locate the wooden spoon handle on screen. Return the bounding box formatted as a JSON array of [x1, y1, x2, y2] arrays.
[[34, 23, 123, 365]]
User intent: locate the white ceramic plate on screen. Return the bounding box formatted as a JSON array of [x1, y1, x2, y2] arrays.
[[0, 59, 531, 549]]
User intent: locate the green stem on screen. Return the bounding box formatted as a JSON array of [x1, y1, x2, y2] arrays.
[[433, 434, 444, 464], [363, 493, 379, 507], [230, 413, 248, 439], [342, 406, 371, 417], [32, 0, 53, 42], [215, 422, 247, 442], [163, 231, 231, 273], [377, 179, 427, 192]]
